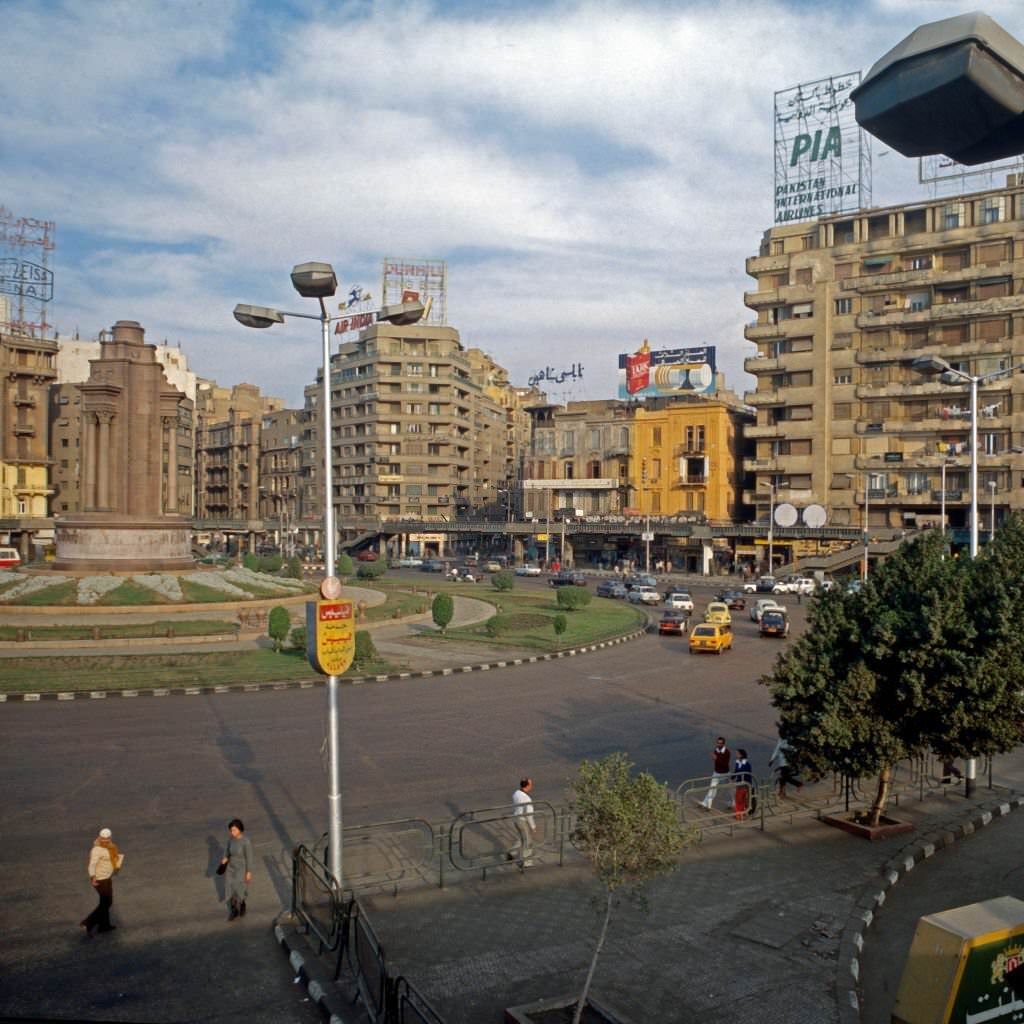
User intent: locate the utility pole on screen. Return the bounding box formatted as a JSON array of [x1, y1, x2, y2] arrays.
[[863, 473, 870, 583], [644, 515, 651, 573]]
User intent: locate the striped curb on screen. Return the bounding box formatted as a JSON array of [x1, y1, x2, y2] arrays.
[[836, 793, 1024, 1024], [274, 920, 348, 1024], [0, 628, 648, 702]]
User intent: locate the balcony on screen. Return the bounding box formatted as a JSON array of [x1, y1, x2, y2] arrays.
[[673, 444, 707, 457], [744, 323, 787, 342], [746, 389, 784, 407], [12, 425, 35, 436], [745, 424, 785, 439], [13, 396, 36, 407], [673, 476, 707, 487], [745, 253, 789, 275], [932, 489, 964, 502], [744, 356, 781, 374], [840, 259, 1014, 293], [855, 293, 1024, 329]]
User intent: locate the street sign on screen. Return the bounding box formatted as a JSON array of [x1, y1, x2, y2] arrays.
[[306, 600, 355, 676], [641, 531, 655, 542]]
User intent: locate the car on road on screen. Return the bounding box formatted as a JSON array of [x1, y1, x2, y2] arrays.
[[420, 559, 447, 573], [356, 550, 379, 561], [664, 591, 694, 613], [704, 601, 732, 626], [773, 575, 815, 596], [759, 610, 790, 638], [627, 585, 661, 605], [549, 570, 587, 588], [624, 574, 658, 590], [750, 598, 785, 622], [716, 590, 746, 610], [689, 622, 733, 655], [483, 561, 503, 573], [395, 556, 423, 568], [514, 563, 542, 576], [596, 579, 628, 598], [658, 611, 688, 636]]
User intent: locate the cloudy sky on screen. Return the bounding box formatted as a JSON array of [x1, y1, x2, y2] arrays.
[[5, 0, 1022, 407]]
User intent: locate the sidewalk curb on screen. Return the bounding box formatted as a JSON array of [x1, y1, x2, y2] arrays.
[[0, 628, 649, 701], [837, 792, 1024, 1024], [273, 918, 352, 1024]]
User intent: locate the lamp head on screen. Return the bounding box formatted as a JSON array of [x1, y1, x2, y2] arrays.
[[290, 262, 338, 299], [233, 304, 284, 329], [912, 355, 952, 377]]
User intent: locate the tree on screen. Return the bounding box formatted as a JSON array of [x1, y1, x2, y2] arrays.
[[288, 624, 307, 650], [286, 555, 303, 580], [490, 571, 514, 592], [356, 560, 387, 580], [553, 613, 567, 638], [267, 606, 291, 652], [353, 630, 377, 669], [763, 528, 1022, 825], [570, 753, 692, 1024], [336, 553, 353, 578], [557, 586, 592, 611], [432, 593, 454, 634]]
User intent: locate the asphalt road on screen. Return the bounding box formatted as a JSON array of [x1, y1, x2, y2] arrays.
[[0, 577, 805, 1022]]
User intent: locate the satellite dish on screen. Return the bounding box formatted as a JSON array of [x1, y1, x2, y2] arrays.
[[803, 504, 827, 529], [774, 502, 798, 528]]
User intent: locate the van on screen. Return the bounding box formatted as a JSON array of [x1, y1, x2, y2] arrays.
[[0, 547, 21, 569]]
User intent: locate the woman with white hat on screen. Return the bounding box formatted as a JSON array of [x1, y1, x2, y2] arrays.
[[80, 827, 123, 936]]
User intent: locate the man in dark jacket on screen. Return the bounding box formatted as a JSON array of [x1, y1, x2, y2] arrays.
[[700, 737, 731, 810]]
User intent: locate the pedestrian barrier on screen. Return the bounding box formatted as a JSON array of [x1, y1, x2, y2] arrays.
[[291, 843, 346, 954], [449, 800, 560, 876]]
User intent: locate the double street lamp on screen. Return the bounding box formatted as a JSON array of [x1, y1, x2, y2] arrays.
[[234, 262, 423, 886]]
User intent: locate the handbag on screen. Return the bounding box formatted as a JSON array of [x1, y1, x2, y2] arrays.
[[217, 858, 228, 876]]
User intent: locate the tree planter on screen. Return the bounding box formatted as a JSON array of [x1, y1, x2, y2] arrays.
[[822, 811, 914, 841], [504, 994, 637, 1024]]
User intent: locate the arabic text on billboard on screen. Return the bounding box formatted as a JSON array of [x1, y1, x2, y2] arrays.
[[616, 341, 716, 400], [774, 72, 870, 224]]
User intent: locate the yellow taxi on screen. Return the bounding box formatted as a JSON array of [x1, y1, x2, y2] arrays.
[[689, 622, 733, 655], [703, 601, 732, 626]]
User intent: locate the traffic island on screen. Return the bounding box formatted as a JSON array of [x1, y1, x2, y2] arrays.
[[823, 811, 915, 841]]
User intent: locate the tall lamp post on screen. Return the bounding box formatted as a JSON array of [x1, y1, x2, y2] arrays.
[[758, 477, 776, 575], [234, 263, 423, 887], [988, 479, 997, 538], [912, 355, 1024, 797]]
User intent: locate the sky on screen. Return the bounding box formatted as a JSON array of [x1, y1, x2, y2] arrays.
[[4, 0, 1023, 408]]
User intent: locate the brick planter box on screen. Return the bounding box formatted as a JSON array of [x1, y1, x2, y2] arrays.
[[505, 994, 637, 1024], [822, 811, 915, 841]]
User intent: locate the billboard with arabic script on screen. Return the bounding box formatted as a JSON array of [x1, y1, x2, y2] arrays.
[[774, 72, 871, 224], [617, 342, 715, 400]]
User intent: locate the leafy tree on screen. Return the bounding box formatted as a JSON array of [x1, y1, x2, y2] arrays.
[[242, 553, 260, 572], [267, 606, 291, 652], [259, 554, 283, 574], [490, 571, 514, 592], [353, 630, 377, 669], [570, 753, 692, 1024], [356, 560, 387, 580], [288, 624, 307, 650], [557, 586, 592, 611], [336, 553, 353, 578], [432, 593, 454, 634], [553, 613, 567, 637], [286, 555, 303, 580]]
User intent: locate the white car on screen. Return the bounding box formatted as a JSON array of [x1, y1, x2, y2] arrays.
[[751, 599, 785, 622], [627, 585, 661, 605], [514, 563, 542, 576], [665, 592, 694, 613], [396, 556, 423, 568]]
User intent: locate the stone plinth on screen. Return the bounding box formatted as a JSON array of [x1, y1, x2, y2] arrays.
[[53, 514, 193, 572]]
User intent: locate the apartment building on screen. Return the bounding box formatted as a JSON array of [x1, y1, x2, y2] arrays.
[[744, 178, 1024, 533], [259, 407, 311, 550], [329, 321, 509, 520], [521, 400, 633, 519]]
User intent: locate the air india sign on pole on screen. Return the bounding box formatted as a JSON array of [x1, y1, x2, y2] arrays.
[[306, 599, 355, 676]]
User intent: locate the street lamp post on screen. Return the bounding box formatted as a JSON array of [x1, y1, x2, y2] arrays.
[[234, 264, 423, 887], [758, 477, 776, 576], [863, 472, 870, 583], [988, 479, 997, 538]]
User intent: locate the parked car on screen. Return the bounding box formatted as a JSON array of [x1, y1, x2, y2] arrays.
[[689, 622, 733, 655], [624, 574, 658, 590], [356, 550, 379, 561], [704, 601, 732, 626], [549, 571, 587, 588], [773, 576, 815, 595], [760, 610, 790, 638], [627, 585, 661, 605], [658, 611, 689, 636], [750, 598, 785, 622], [514, 563, 542, 576], [596, 579, 628, 598], [395, 556, 423, 568], [463, 556, 479, 567], [664, 591, 694, 613], [755, 576, 778, 593], [716, 590, 746, 611], [483, 561, 503, 573], [420, 559, 447, 573]]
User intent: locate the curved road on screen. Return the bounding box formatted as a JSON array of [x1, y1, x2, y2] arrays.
[[0, 577, 804, 1022]]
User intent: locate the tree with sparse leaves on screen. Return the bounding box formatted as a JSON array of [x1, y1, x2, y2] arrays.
[[268, 606, 291, 653], [570, 753, 692, 1024], [432, 592, 454, 634]]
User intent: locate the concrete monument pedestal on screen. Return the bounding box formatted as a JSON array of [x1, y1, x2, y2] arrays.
[[53, 514, 193, 572]]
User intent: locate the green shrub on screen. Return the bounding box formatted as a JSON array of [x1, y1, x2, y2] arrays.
[[289, 624, 307, 650], [491, 571, 514, 592], [286, 556, 303, 579], [553, 613, 568, 637], [432, 592, 454, 634], [242, 553, 260, 572], [353, 630, 378, 668], [356, 560, 387, 579], [268, 606, 291, 652], [336, 553, 354, 577], [259, 554, 283, 574], [556, 586, 593, 611]]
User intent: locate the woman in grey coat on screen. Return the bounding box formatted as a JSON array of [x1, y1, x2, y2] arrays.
[[220, 818, 253, 920]]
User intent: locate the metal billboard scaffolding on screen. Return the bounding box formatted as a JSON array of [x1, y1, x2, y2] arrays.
[[381, 258, 447, 326], [0, 206, 55, 336]]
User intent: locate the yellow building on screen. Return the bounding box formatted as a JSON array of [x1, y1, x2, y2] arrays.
[[631, 398, 750, 521]]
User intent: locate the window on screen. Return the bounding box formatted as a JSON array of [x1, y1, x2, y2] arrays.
[[407, 363, 423, 376], [652, 427, 662, 447], [834, 263, 855, 281], [696, 426, 705, 450], [982, 433, 1002, 455], [907, 290, 931, 312], [790, 302, 813, 319], [652, 459, 661, 481], [406, 423, 422, 433], [909, 255, 932, 270], [980, 196, 1005, 224], [787, 475, 812, 489], [564, 462, 574, 479], [794, 267, 813, 285], [977, 279, 1011, 300], [61, 437, 69, 447], [833, 403, 852, 419], [943, 248, 970, 270], [906, 472, 930, 495], [941, 203, 965, 229], [833, 372, 852, 385], [428, 403, 441, 415], [835, 298, 853, 315], [589, 429, 601, 450]]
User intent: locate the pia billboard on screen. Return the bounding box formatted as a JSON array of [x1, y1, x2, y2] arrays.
[[617, 341, 716, 400]]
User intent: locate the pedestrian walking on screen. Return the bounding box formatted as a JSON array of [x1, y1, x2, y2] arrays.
[[699, 737, 731, 810], [219, 818, 253, 920], [733, 749, 753, 820], [768, 737, 804, 798], [80, 827, 123, 936], [940, 757, 963, 784], [506, 777, 536, 868]]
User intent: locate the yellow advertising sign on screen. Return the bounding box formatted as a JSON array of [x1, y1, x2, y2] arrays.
[[306, 600, 355, 676], [536, 533, 549, 541]]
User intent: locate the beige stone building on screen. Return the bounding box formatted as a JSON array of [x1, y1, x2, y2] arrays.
[[328, 321, 509, 521], [259, 407, 310, 552], [744, 177, 1024, 535]]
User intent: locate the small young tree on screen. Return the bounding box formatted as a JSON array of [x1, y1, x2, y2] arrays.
[[286, 555, 303, 579], [353, 630, 377, 669], [356, 560, 387, 580], [571, 753, 692, 1024], [552, 613, 567, 638], [432, 592, 454, 634], [242, 552, 260, 572], [336, 553, 353, 578], [557, 586, 592, 611], [490, 571, 514, 592], [288, 624, 307, 650], [267, 606, 291, 652]]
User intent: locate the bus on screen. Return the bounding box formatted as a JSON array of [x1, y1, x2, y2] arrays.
[[0, 547, 21, 569]]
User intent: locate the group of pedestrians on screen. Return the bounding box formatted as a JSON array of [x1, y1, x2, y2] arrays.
[[79, 818, 253, 938], [698, 735, 804, 821]]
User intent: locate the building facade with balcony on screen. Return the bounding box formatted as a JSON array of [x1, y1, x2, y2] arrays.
[[744, 178, 1024, 533], [259, 407, 310, 553]]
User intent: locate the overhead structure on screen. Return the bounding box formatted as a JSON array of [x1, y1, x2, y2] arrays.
[[0, 206, 55, 336]]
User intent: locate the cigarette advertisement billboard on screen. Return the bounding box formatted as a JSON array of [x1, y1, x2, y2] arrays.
[[617, 341, 716, 400]]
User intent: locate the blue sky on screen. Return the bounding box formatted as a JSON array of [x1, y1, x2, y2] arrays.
[[4, 0, 1022, 406]]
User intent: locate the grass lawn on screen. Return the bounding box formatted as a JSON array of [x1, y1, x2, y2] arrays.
[[0, 648, 407, 693], [362, 590, 430, 623], [0, 620, 235, 642]]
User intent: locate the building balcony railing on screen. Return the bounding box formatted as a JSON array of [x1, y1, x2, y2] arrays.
[[672, 476, 707, 487], [932, 489, 964, 502], [745, 424, 785, 439], [746, 389, 783, 406], [839, 258, 1013, 293], [744, 323, 787, 342], [743, 356, 781, 373], [854, 293, 1024, 329], [673, 444, 707, 457], [745, 253, 789, 276]]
